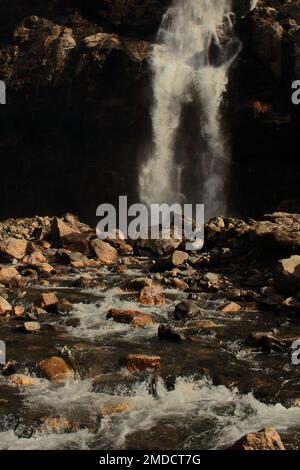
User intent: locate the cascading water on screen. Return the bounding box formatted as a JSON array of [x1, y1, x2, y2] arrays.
[[139, 0, 242, 219]]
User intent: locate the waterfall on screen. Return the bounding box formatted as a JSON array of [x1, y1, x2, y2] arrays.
[[139, 0, 241, 219]]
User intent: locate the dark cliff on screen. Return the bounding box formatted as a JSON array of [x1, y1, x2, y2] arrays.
[[0, 0, 299, 222]]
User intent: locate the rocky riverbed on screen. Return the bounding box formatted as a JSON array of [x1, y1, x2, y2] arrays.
[[0, 212, 300, 450]]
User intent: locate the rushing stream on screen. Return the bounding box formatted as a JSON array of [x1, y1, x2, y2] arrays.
[[1, 259, 300, 450]]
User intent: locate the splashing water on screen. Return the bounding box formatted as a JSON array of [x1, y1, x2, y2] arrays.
[[139, 0, 241, 219]]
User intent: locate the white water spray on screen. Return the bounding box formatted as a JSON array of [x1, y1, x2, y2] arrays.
[[139, 0, 241, 219]]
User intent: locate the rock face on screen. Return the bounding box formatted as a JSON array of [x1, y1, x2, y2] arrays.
[[230, 427, 285, 450], [0, 1, 299, 219]]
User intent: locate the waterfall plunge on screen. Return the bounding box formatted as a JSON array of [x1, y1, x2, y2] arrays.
[[139, 0, 241, 219]]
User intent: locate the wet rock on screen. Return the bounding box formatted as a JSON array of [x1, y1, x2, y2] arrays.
[[107, 308, 154, 327], [140, 286, 165, 306], [65, 317, 81, 328], [0, 238, 28, 261], [158, 324, 184, 342], [186, 320, 220, 329], [107, 308, 150, 324], [8, 374, 38, 387], [126, 277, 154, 291], [121, 354, 161, 372], [38, 356, 74, 383], [99, 401, 133, 417], [229, 427, 285, 450], [41, 416, 80, 434], [275, 255, 300, 295], [0, 266, 22, 286], [220, 302, 242, 313], [90, 239, 118, 265], [246, 331, 300, 352], [92, 373, 140, 394], [174, 300, 201, 320], [39, 292, 59, 309], [131, 314, 154, 327], [0, 296, 12, 315]]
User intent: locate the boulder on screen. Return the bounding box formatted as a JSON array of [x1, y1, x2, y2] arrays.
[[107, 308, 154, 327], [39, 292, 59, 309], [140, 286, 165, 306], [20, 321, 41, 333], [0, 296, 12, 316], [38, 356, 74, 383], [41, 417, 79, 434], [131, 314, 154, 327], [186, 320, 220, 329], [158, 324, 184, 342], [13, 305, 26, 317], [275, 255, 300, 295], [0, 238, 28, 261], [121, 354, 161, 372], [126, 277, 154, 291], [99, 401, 133, 417], [174, 300, 201, 320], [8, 374, 38, 387], [90, 239, 118, 265], [172, 278, 189, 290], [220, 302, 242, 313], [22, 251, 47, 266], [171, 250, 189, 267], [229, 427, 285, 450], [51, 216, 81, 243], [246, 331, 300, 352], [0, 266, 22, 286]]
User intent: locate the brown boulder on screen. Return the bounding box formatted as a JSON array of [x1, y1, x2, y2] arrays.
[[8, 374, 38, 387], [122, 354, 161, 372], [0, 238, 28, 261], [140, 286, 165, 306], [220, 302, 242, 313], [22, 251, 47, 266], [90, 239, 118, 265], [38, 356, 74, 383], [0, 296, 12, 316], [39, 292, 59, 309], [230, 427, 285, 450], [275, 255, 300, 295], [171, 250, 189, 267], [0, 266, 22, 286], [107, 308, 153, 327]]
